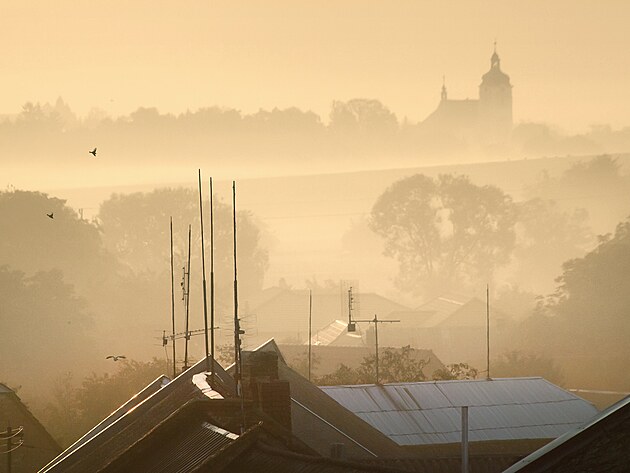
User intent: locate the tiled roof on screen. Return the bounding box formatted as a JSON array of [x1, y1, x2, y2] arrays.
[[321, 378, 598, 446]]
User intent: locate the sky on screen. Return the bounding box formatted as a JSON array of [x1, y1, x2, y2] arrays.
[[1, 1, 630, 133]]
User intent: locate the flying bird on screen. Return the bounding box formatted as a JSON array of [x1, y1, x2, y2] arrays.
[[106, 355, 126, 361], [89, 148, 97, 157], [47, 212, 54, 219]]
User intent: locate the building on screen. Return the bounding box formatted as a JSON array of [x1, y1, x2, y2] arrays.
[[387, 293, 510, 365], [246, 289, 411, 346], [0, 383, 61, 473], [504, 395, 630, 472], [420, 45, 513, 147], [321, 378, 598, 455]]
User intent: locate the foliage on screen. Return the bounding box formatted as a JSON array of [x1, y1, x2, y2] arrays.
[[543, 216, 630, 357], [0, 190, 119, 292], [97, 187, 269, 311], [491, 351, 565, 386], [370, 174, 517, 296], [286, 350, 321, 380], [432, 363, 479, 381], [512, 198, 592, 293], [316, 346, 428, 385], [40, 358, 168, 447], [528, 155, 630, 235], [0, 266, 97, 392]]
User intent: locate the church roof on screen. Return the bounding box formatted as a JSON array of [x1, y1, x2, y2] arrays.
[[422, 98, 478, 132]]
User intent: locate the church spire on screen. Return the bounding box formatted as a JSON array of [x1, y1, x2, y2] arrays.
[[491, 40, 501, 69], [441, 75, 447, 101]]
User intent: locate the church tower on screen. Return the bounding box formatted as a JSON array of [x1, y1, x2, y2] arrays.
[[478, 44, 513, 145]]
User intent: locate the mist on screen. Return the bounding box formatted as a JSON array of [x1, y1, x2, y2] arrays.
[[1, 1, 630, 459]]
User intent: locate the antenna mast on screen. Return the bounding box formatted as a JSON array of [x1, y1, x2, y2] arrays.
[[308, 290, 313, 382], [209, 177, 216, 386], [233, 181, 246, 431], [169, 217, 176, 378], [486, 284, 490, 380], [183, 224, 192, 371], [198, 170, 211, 373]]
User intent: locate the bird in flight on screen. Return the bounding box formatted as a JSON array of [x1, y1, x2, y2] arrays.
[[106, 355, 126, 361], [47, 212, 54, 219], [89, 148, 97, 157]]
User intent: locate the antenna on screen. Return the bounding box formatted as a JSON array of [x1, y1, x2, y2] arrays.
[[209, 177, 216, 386], [233, 180, 246, 431], [198, 170, 211, 373], [183, 224, 192, 371], [352, 315, 400, 384], [169, 217, 176, 379], [308, 289, 313, 382], [347, 286, 356, 332], [486, 284, 491, 380]]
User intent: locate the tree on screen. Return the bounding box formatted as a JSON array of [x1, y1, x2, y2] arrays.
[[528, 155, 630, 236], [491, 351, 564, 386], [0, 266, 97, 395], [547, 216, 630, 354], [0, 190, 119, 293], [432, 363, 479, 381], [329, 99, 398, 137], [97, 187, 269, 312], [512, 198, 592, 293], [316, 346, 428, 385], [40, 359, 168, 447], [370, 174, 517, 296]]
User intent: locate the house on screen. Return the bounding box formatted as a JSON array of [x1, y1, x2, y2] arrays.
[[246, 289, 412, 346], [238, 339, 407, 460], [321, 378, 598, 456], [0, 383, 61, 473], [503, 394, 630, 472], [39, 356, 235, 472], [40, 342, 410, 473], [387, 293, 510, 365]]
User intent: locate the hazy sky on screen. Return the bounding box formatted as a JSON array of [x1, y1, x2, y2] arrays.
[[2, 1, 629, 132]]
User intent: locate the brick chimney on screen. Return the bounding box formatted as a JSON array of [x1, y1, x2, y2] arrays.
[[241, 350, 292, 432]]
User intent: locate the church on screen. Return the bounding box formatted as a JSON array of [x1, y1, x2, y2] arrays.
[[420, 46, 513, 146]]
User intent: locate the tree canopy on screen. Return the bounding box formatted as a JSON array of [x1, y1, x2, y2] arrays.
[[370, 174, 517, 296]]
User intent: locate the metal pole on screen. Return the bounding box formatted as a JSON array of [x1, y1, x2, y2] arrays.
[[233, 181, 245, 431], [183, 224, 192, 371], [374, 315, 379, 384], [461, 406, 469, 473], [170, 217, 176, 379], [209, 177, 216, 386], [486, 284, 490, 380], [308, 290, 313, 382], [198, 170, 211, 373]]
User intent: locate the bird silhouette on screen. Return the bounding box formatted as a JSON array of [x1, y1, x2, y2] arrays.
[[47, 212, 54, 219], [89, 148, 97, 157], [106, 355, 126, 361]]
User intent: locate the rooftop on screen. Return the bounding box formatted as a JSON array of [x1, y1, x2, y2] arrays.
[[321, 378, 598, 446]]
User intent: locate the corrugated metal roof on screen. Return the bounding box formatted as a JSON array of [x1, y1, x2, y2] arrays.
[[321, 378, 598, 446], [309, 320, 349, 346]]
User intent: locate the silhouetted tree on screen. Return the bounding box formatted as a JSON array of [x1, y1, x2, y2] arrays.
[[316, 346, 428, 385], [370, 174, 517, 296], [491, 351, 564, 386], [512, 198, 592, 293], [40, 358, 168, 447], [0, 190, 118, 292]]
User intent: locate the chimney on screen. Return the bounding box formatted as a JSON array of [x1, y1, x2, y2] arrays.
[[241, 350, 292, 432]]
